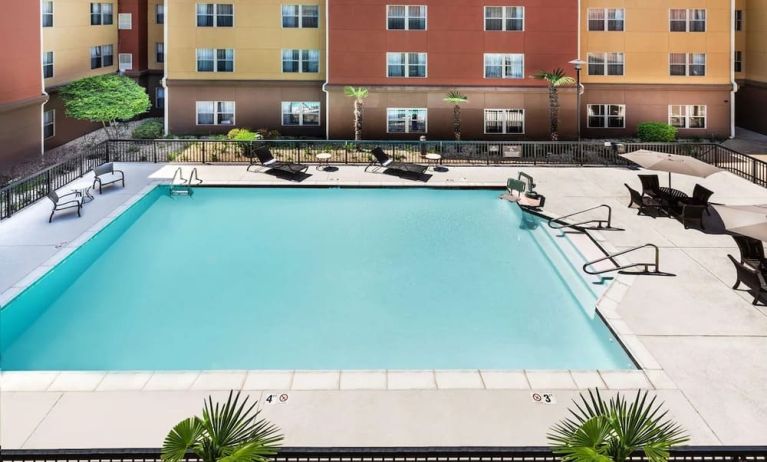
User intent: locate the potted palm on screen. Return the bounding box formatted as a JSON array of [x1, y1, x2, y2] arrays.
[[549, 389, 689, 462]]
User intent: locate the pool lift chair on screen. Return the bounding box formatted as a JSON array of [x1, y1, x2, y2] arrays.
[[502, 172, 546, 209]]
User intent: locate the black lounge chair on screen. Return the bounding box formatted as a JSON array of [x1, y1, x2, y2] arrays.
[[677, 184, 714, 229], [47, 190, 83, 223], [366, 147, 428, 176], [638, 174, 662, 199], [93, 162, 125, 194], [733, 235, 766, 270], [250, 147, 309, 175], [625, 184, 661, 217], [728, 254, 767, 305]]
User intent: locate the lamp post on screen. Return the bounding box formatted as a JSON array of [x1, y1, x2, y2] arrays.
[[568, 59, 586, 142]]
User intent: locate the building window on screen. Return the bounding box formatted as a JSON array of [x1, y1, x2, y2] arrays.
[[735, 51, 743, 73], [386, 52, 427, 77], [282, 49, 319, 73], [196, 48, 234, 72], [281, 102, 321, 126], [196, 4, 234, 27], [90, 3, 113, 25], [587, 8, 624, 31], [196, 101, 235, 125], [484, 53, 524, 79], [387, 5, 427, 30], [484, 6, 524, 31], [90, 44, 113, 68], [670, 9, 706, 32], [282, 5, 319, 28], [156, 43, 164, 63], [669, 105, 706, 129], [587, 104, 625, 128], [42, 1, 53, 27], [43, 51, 54, 79], [387, 108, 427, 133], [119, 53, 133, 71], [670, 53, 705, 76], [156, 4, 164, 23], [735, 10, 743, 31], [587, 52, 624, 76], [155, 88, 165, 109], [118, 13, 132, 29], [484, 109, 524, 134], [44, 110, 55, 139]]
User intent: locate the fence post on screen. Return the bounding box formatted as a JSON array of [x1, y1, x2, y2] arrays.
[[46, 170, 52, 194], [105, 141, 111, 163], [753, 157, 757, 184], [202, 142, 206, 164], [153, 141, 158, 163]]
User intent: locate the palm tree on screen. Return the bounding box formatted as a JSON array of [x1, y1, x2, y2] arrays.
[[548, 389, 689, 462], [344, 86, 369, 141], [532, 68, 575, 141], [443, 90, 469, 141], [162, 391, 283, 462]]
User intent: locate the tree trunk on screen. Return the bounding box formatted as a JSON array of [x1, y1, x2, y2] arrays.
[[549, 84, 560, 141], [453, 105, 462, 141], [353, 99, 363, 141]]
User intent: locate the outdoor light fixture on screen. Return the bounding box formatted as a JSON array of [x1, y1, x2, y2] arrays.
[[569, 59, 587, 143]]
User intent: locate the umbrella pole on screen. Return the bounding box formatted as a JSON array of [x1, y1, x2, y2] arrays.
[[668, 171, 672, 189]]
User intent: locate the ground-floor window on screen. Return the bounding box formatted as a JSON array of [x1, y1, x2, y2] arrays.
[[387, 108, 427, 133], [587, 104, 625, 128], [484, 109, 524, 134], [669, 105, 706, 129], [281, 102, 321, 126], [43, 109, 55, 139], [155, 88, 165, 109], [119, 53, 133, 72], [195, 101, 235, 125]]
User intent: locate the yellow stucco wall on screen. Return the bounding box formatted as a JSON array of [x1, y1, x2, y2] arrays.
[[166, 0, 325, 80], [581, 0, 731, 85], [43, 0, 118, 88], [745, 0, 767, 82], [148, 0, 165, 70]]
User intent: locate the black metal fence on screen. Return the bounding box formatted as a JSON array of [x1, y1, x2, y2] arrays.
[[3, 446, 767, 462], [2, 139, 765, 221]]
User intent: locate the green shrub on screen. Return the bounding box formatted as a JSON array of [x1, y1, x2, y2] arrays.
[[637, 122, 678, 142], [132, 119, 164, 139], [226, 128, 262, 142]]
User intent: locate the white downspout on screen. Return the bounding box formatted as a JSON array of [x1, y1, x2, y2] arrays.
[[40, 0, 48, 161], [322, 0, 330, 140], [162, 0, 169, 136], [730, 0, 737, 139]]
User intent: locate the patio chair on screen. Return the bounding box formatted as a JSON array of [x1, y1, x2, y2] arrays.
[[727, 254, 767, 305], [46, 190, 83, 223], [366, 147, 428, 176], [93, 162, 125, 194], [733, 235, 766, 270], [250, 147, 309, 176], [679, 184, 714, 229], [625, 184, 662, 218], [638, 174, 662, 199]]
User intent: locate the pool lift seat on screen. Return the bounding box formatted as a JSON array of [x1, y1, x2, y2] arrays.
[[169, 167, 202, 197], [501, 172, 546, 209]]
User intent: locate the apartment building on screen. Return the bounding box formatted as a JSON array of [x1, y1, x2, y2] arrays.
[[164, 0, 327, 137], [735, 0, 767, 134], [0, 1, 44, 177], [326, 0, 579, 140], [580, 0, 734, 139]]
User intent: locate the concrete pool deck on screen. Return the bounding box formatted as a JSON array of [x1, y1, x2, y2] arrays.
[[1, 163, 767, 448]]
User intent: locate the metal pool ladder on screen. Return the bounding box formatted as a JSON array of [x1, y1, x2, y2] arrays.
[[583, 244, 675, 277], [548, 204, 623, 232], [169, 167, 202, 197]]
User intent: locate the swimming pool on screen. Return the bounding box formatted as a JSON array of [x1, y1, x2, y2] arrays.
[[0, 187, 634, 371]]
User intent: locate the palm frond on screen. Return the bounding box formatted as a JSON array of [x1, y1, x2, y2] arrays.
[[161, 417, 205, 462], [344, 86, 369, 99], [443, 90, 468, 104]]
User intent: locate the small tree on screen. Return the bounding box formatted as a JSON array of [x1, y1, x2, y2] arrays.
[[162, 391, 283, 462], [443, 90, 469, 141], [344, 86, 369, 141], [549, 389, 689, 462], [532, 68, 575, 141], [61, 74, 151, 139]]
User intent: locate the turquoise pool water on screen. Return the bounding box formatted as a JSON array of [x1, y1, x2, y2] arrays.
[[1, 187, 634, 371]]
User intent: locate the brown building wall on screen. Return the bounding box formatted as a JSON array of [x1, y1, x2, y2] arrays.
[[581, 85, 732, 139], [736, 81, 767, 135], [43, 91, 102, 151], [0, 101, 45, 179], [119, 0, 150, 74], [328, 0, 578, 87], [327, 86, 577, 140], [166, 81, 326, 137]]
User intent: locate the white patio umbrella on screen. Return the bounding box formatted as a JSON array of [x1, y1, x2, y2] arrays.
[[620, 149, 724, 188], [712, 204, 767, 242]]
